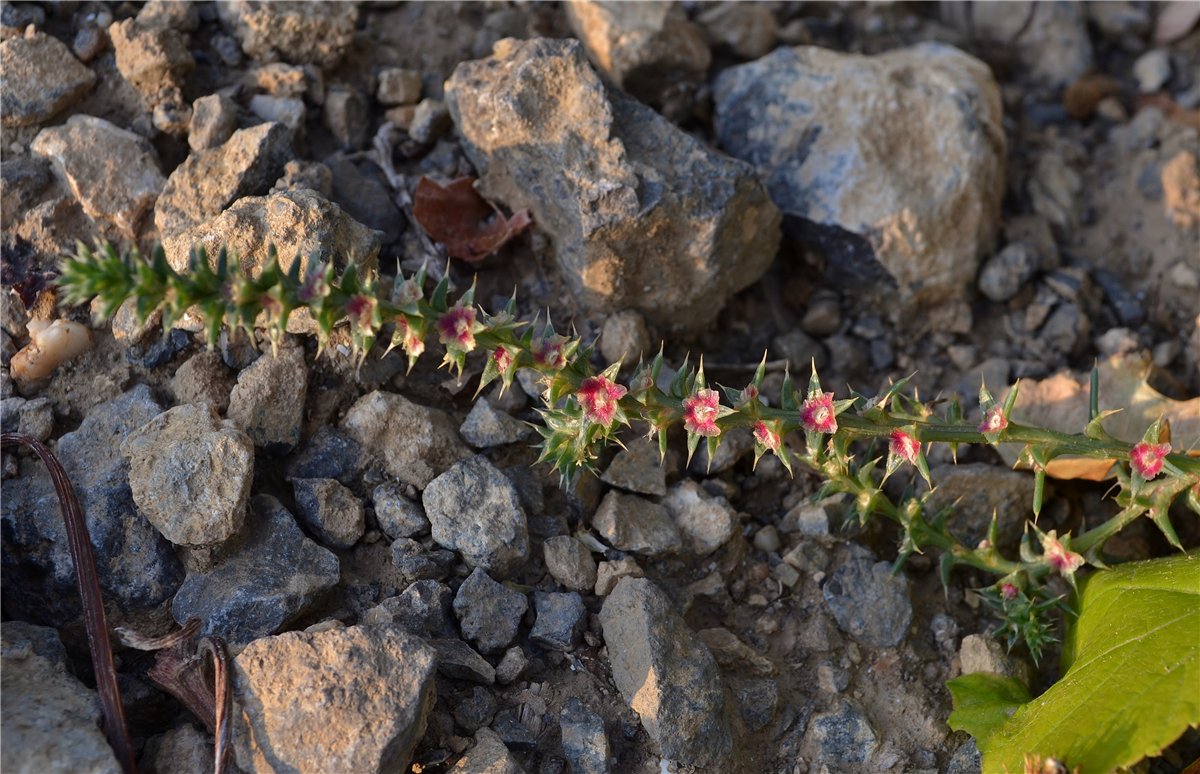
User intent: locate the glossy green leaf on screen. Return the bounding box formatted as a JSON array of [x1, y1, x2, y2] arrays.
[[947, 672, 1031, 742], [980, 553, 1200, 773]]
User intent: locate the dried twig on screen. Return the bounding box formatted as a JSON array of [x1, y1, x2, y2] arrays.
[[0, 432, 137, 774]]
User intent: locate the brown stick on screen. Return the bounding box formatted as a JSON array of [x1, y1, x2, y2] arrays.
[[1, 432, 137, 773]]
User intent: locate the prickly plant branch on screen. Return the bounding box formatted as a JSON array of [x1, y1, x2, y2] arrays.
[[59, 242, 1200, 660]]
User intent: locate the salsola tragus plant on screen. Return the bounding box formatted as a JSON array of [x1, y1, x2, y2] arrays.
[[58, 241, 1200, 661]]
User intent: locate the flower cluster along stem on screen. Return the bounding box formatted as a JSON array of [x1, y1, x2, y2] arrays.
[[57, 242, 1200, 660]]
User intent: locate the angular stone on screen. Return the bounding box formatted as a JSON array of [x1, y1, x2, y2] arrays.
[[454, 567, 528, 654], [600, 437, 665, 496], [564, 1, 710, 104], [0, 34, 96, 127], [925, 463, 1034, 552], [530, 591, 585, 651], [1, 623, 120, 774], [172, 496, 339, 647], [802, 701, 878, 766], [323, 86, 368, 149], [226, 345, 307, 453], [424, 456, 530, 577], [592, 490, 681, 556], [293, 478, 365, 550], [372, 481, 429, 540], [362, 580, 456, 638], [343, 391, 471, 489], [217, 0, 358, 68], [459, 398, 531, 448], [122, 404, 254, 546], [233, 625, 436, 774], [31, 115, 165, 236], [155, 122, 293, 238], [543, 535, 597, 592], [599, 578, 731, 767], [449, 728, 523, 774], [171, 349, 235, 414], [285, 427, 362, 485], [661, 480, 736, 556], [594, 556, 643, 596], [377, 67, 422, 106], [429, 638, 495, 685], [560, 698, 610, 774], [2, 387, 184, 624], [714, 44, 1005, 310], [142, 724, 210, 774], [109, 18, 193, 99], [189, 93, 239, 151], [446, 37, 779, 334], [822, 548, 912, 648], [391, 539, 455, 582]]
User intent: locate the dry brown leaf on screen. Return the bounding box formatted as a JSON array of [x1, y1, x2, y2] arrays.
[[411, 176, 531, 263], [997, 354, 1200, 480], [1063, 73, 1119, 120]]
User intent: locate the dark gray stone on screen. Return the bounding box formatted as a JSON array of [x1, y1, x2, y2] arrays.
[[822, 548, 912, 648], [729, 677, 778, 734], [293, 478, 365, 549], [459, 399, 531, 449], [454, 567, 528, 654], [362, 580, 457, 638], [391, 538, 455, 582], [491, 709, 537, 752], [803, 702, 878, 765], [429, 638, 495, 684], [286, 427, 362, 484], [327, 157, 402, 244], [453, 686, 497, 732], [1, 386, 183, 624], [172, 495, 339, 647], [372, 481, 429, 540], [560, 698, 609, 774], [978, 242, 1039, 302], [530, 592, 585, 651], [543, 536, 597, 592]]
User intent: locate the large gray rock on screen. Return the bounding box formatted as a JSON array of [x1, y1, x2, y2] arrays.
[[423, 456, 530, 577], [599, 578, 731, 767], [592, 490, 681, 556], [713, 44, 1005, 311], [362, 580, 456, 638], [1, 386, 183, 624], [343, 391, 471, 489], [233, 624, 436, 774], [564, 1, 710, 104], [445, 37, 780, 334], [661, 480, 736, 556], [0, 623, 121, 774], [172, 495, 340, 646], [925, 463, 1035, 552], [0, 33, 96, 127], [217, 0, 358, 68], [31, 115, 165, 236], [122, 404, 254, 547], [155, 122, 293, 238], [226, 345, 307, 453]]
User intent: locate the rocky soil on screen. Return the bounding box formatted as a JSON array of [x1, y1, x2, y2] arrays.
[[2, 2, 1199, 773]]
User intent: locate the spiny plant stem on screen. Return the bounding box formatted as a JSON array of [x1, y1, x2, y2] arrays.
[[56, 242, 1200, 660]]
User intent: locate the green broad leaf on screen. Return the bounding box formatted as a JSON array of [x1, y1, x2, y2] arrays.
[[980, 553, 1200, 774], [947, 673, 1032, 742]]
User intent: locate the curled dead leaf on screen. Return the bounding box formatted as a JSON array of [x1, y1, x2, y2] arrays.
[[998, 354, 1200, 480], [411, 176, 531, 263]]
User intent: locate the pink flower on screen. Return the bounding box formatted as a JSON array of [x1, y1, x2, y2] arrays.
[[800, 392, 838, 434], [346, 294, 377, 330], [889, 429, 920, 465], [396, 316, 424, 358], [1041, 530, 1084, 576], [298, 267, 329, 303], [436, 305, 476, 352], [1000, 582, 1018, 600], [1130, 442, 1171, 480], [393, 277, 422, 306], [682, 388, 722, 437], [738, 384, 760, 407], [753, 420, 781, 452], [492, 345, 514, 374], [532, 332, 568, 369], [979, 406, 1008, 434], [578, 375, 627, 427]]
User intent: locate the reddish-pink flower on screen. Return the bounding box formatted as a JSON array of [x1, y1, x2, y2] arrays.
[[800, 392, 838, 434], [682, 388, 722, 437], [437, 305, 476, 352], [979, 406, 1008, 434], [1041, 530, 1084, 576], [1130, 441, 1171, 480], [578, 375, 627, 427], [532, 333, 568, 369], [393, 277, 422, 306], [346, 294, 377, 330], [738, 384, 760, 407], [1000, 582, 1018, 601], [890, 429, 920, 465], [396, 316, 424, 358], [492, 345, 514, 374], [753, 420, 781, 452]]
